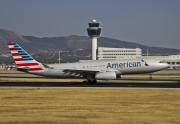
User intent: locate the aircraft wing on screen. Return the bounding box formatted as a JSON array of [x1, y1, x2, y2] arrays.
[[62, 68, 119, 77], [62, 69, 100, 77]]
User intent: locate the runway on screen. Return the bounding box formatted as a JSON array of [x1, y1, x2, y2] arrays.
[[1, 70, 180, 89], [0, 81, 180, 89]]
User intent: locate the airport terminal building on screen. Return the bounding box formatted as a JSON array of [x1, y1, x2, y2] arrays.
[[98, 47, 142, 60], [97, 47, 180, 69]]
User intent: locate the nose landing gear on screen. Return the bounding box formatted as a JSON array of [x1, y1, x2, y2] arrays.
[[149, 73, 153, 80]]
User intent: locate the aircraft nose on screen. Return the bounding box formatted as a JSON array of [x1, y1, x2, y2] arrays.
[[164, 63, 169, 69]]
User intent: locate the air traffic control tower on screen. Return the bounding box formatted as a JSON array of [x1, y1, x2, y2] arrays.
[[87, 20, 102, 60]]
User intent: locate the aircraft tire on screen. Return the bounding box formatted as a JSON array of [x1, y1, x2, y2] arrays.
[[149, 77, 152, 80], [84, 79, 97, 85]]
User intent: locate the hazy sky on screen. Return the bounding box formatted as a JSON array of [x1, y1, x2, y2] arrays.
[[0, 0, 180, 49]]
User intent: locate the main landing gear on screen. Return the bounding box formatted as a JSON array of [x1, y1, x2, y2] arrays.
[[83, 79, 97, 84], [83, 74, 97, 84], [149, 73, 153, 80]]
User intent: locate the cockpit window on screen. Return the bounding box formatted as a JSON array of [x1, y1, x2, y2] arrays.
[[159, 61, 165, 63]]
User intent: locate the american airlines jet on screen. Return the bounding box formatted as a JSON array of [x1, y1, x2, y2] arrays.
[[7, 42, 169, 83]]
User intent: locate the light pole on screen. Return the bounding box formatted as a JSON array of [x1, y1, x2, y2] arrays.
[[57, 49, 61, 64], [146, 49, 149, 57]]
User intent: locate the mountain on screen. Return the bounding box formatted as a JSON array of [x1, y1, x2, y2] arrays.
[[0, 28, 180, 55], [22, 35, 91, 50], [0, 29, 33, 52]]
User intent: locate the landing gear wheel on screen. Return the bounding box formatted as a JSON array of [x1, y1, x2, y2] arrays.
[[92, 80, 97, 84], [83, 79, 97, 84], [149, 73, 153, 80], [149, 77, 152, 80]]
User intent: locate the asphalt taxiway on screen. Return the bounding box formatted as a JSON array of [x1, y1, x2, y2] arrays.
[[0, 81, 180, 89]]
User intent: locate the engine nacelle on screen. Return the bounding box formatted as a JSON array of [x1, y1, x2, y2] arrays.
[[95, 72, 116, 80]]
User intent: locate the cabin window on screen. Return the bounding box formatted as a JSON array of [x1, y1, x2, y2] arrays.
[[159, 61, 165, 63]]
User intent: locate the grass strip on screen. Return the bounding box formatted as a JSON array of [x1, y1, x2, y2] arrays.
[[0, 89, 180, 124]]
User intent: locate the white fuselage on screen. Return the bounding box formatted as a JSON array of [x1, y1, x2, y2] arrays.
[[30, 59, 169, 78]]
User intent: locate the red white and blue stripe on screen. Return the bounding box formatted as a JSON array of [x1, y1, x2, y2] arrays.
[[7, 42, 43, 72], [141, 59, 149, 66]]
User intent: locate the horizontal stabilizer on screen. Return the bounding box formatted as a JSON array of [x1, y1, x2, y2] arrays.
[[17, 67, 30, 72]]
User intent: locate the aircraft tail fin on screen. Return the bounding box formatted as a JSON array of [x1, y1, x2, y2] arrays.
[[7, 42, 44, 72]]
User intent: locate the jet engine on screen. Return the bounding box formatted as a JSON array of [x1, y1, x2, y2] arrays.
[[95, 72, 116, 80]]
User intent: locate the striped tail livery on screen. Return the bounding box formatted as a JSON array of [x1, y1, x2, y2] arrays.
[[7, 42, 44, 72]]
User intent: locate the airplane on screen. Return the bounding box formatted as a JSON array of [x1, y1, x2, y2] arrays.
[[0, 65, 16, 70], [7, 42, 169, 83]]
